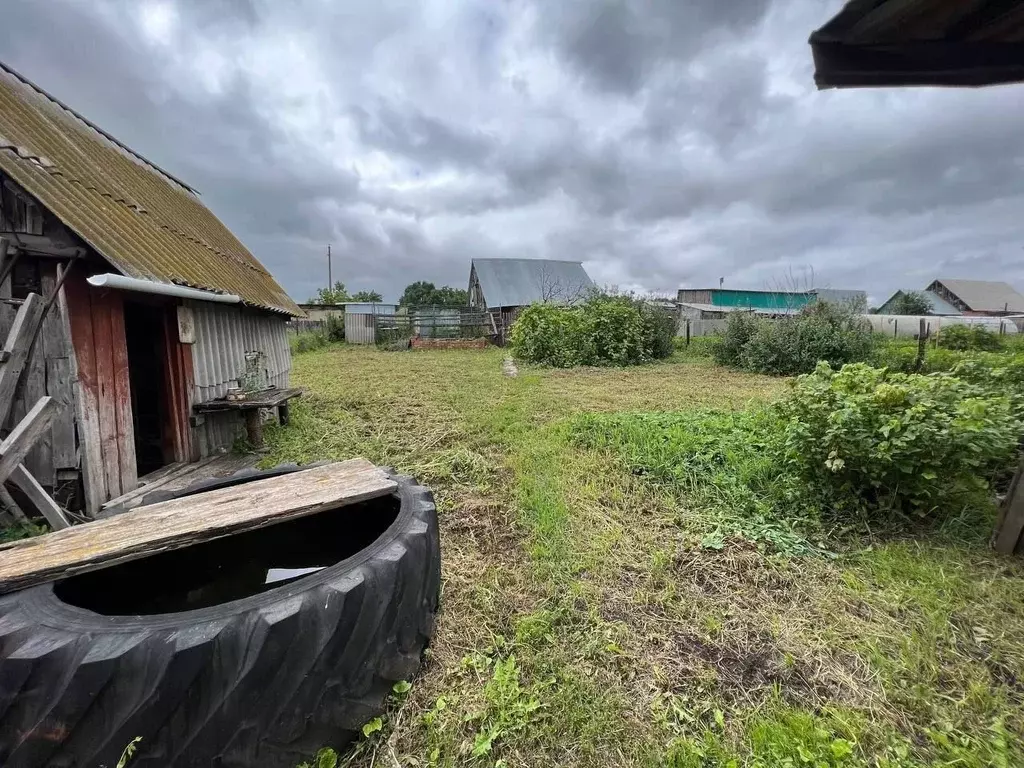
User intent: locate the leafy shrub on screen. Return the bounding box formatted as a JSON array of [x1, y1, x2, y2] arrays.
[[712, 312, 758, 367], [779, 363, 1021, 516], [290, 331, 329, 354], [937, 324, 1003, 352], [719, 301, 876, 376], [323, 313, 345, 342], [511, 294, 675, 367], [510, 302, 584, 367]]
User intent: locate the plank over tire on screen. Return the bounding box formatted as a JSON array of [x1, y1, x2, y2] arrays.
[[0, 467, 441, 768], [0, 458, 396, 593]]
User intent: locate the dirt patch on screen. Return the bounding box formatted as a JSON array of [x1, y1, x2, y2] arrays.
[[667, 629, 839, 705]]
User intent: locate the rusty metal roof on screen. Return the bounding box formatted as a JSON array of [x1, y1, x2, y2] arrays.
[[0, 62, 301, 316], [811, 0, 1024, 88]]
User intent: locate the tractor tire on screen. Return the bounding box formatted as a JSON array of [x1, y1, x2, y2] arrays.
[[0, 467, 441, 768]]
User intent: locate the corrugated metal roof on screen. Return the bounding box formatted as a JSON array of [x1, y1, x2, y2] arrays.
[[471, 258, 594, 309], [679, 302, 802, 316], [878, 289, 963, 316], [932, 279, 1024, 313], [0, 62, 301, 316]]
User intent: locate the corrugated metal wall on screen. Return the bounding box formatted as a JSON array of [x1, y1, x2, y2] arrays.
[[186, 300, 291, 456]]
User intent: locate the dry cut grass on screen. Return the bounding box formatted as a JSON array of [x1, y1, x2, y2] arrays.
[[265, 345, 1024, 768]]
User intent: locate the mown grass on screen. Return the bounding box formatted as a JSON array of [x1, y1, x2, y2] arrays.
[[265, 345, 1024, 767]]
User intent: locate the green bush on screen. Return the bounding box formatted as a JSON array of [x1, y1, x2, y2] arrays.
[[511, 294, 675, 368], [718, 301, 876, 376], [673, 335, 717, 360], [290, 331, 329, 354], [936, 324, 1003, 352], [323, 313, 345, 342], [712, 312, 758, 367], [779, 363, 1021, 517], [510, 302, 584, 367]]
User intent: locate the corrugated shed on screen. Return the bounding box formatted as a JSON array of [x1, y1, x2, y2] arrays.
[[930, 279, 1024, 313], [187, 301, 291, 456], [471, 258, 594, 309], [0, 62, 300, 316]]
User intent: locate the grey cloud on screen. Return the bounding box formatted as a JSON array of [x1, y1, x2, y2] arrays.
[[2, 0, 1023, 306], [541, 0, 773, 94]]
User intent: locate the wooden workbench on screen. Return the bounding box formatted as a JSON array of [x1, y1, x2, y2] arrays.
[[193, 387, 303, 448]]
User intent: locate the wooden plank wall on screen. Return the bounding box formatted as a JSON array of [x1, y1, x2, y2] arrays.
[[0, 259, 77, 491], [63, 273, 137, 514]]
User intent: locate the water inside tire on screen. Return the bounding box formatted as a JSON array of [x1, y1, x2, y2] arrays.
[[53, 495, 401, 615]]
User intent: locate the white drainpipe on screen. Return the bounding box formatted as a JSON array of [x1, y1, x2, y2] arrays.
[[86, 274, 242, 304]]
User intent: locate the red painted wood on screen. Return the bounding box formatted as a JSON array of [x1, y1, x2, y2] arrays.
[[62, 273, 106, 514], [110, 298, 137, 494], [89, 288, 122, 499]]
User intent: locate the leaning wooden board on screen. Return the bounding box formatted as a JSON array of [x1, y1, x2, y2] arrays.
[[0, 458, 397, 594]]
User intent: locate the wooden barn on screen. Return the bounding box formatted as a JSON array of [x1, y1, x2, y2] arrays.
[[0, 61, 302, 517]]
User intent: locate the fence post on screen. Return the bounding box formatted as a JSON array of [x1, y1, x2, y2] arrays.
[[686, 319, 691, 346]]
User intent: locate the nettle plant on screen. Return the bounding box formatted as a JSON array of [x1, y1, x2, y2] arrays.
[[778, 363, 1021, 517]]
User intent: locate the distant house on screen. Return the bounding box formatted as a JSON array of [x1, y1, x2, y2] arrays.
[[926, 279, 1024, 316], [297, 303, 345, 322], [676, 287, 865, 320], [0, 61, 301, 515], [468, 258, 594, 311], [876, 289, 962, 316]]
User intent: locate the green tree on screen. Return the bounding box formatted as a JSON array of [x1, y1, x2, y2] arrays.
[[399, 281, 468, 307], [888, 290, 932, 315], [351, 290, 384, 302], [309, 281, 350, 304]]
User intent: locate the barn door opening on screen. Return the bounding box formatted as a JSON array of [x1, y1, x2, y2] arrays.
[[124, 301, 172, 476]]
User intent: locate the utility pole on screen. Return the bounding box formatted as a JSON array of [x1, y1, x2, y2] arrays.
[[327, 244, 332, 291]]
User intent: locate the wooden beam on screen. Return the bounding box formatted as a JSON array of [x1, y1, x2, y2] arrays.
[[0, 293, 44, 425], [0, 484, 28, 525], [994, 456, 1024, 554], [7, 463, 70, 531], [0, 459, 397, 593], [0, 232, 86, 259], [0, 397, 56, 483]]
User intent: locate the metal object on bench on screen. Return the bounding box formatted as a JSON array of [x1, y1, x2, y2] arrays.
[[192, 386, 303, 448]]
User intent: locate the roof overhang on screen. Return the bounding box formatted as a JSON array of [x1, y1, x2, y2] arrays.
[[810, 0, 1024, 89]]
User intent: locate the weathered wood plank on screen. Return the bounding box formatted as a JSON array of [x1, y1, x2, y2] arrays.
[[90, 290, 122, 499], [46, 357, 75, 468], [0, 293, 44, 426], [0, 459, 396, 593], [994, 456, 1024, 554], [63, 273, 106, 515], [21, 333, 49, 484], [0, 397, 56, 483], [110, 297, 137, 494], [99, 455, 221, 511], [7, 463, 71, 530]]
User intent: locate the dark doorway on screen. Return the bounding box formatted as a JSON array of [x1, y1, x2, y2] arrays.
[[124, 301, 170, 476]]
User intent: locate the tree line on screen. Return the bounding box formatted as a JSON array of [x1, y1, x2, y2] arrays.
[[308, 280, 468, 308]]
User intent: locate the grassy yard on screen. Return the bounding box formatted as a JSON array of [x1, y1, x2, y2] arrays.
[[265, 345, 1024, 768]]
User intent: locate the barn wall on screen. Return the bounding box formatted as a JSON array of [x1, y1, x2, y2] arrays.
[[63, 273, 137, 513], [186, 300, 291, 456]]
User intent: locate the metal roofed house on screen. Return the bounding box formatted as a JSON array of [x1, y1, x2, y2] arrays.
[[469, 258, 595, 311], [0, 60, 302, 516], [810, 0, 1024, 89], [925, 279, 1024, 316], [876, 289, 963, 316]]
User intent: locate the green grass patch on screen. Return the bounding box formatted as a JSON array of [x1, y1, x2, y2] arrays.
[[265, 346, 1023, 768]]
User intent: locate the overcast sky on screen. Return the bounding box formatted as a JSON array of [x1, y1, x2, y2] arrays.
[[2, 0, 1023, 305]]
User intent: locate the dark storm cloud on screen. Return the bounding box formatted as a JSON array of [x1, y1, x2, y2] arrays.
[[542, 0, 773, 94], [1, 0, 1023, 306]]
